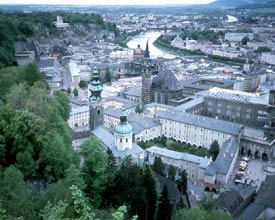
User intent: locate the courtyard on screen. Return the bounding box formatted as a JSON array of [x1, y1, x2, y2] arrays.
[[227, 156, 275, 191]]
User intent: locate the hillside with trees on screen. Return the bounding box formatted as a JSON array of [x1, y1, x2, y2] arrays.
[[0, 12, 120, 68]]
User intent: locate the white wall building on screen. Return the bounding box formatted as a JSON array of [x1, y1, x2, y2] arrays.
[[68, 105, 90, 129], [261, 53, 275, 65], [157, 110, 243, 149]]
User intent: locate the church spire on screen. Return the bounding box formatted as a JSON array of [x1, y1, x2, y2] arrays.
[[89, 67, 103, 102], [144, 40, 150, 58]]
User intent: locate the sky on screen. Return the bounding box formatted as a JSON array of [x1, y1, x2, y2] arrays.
[[1, 0, 216, 5]]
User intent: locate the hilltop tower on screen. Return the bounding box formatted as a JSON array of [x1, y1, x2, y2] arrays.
[[114, 109, 133, 151], [89, 67, 104, 131]]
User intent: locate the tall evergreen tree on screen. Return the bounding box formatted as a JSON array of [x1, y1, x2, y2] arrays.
[[152, 157, 165, 175], [209, 140, 219, 161], [168, 165, 176, 180], [176, 170, 188, 195], [141, 166, 159, 220], [156, 185, 171, 220]]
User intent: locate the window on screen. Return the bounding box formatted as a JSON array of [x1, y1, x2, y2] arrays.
[[98, 110, 101, 114], [120, 139, 122, 143], [126, 138, 128, 143]]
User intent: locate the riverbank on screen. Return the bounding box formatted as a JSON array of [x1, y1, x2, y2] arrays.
[[127, 31, 176, 59], [153, 35, 245, 66]]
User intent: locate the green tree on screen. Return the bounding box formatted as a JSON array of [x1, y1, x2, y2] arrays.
[[0, 201, 8, 220], [21, 63, 44, 86], [15, 151, 37, 179], [53, 91, 71, 121], [70, 185, 95, 220], [18, 21, 34, 37], [209, 140, 219, 161], [135, 105, 142, 114], [176, 170, 188, 195], [10, 109, 47, 159], [142, 166, 159, 220], [73, 88, 79, 97], [168, 165, 176, 180], [174, 207, 231, 220], [156, 185, 171, 220], [80, 137, 108, 207], [79, 80, 87, 89], [241, 36, 249, 45], [152, 157, 165, 175], [105, 68, 111, 82], [40, 133, 73, 181], [40, 200, 67, 220], [199, 193, 217, 211], [0, 166, 35, 219], [64, 164, 86, 191]]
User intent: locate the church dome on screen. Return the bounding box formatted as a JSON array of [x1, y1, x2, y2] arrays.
[[152, 69, 182, 91], [133, 44, 144, 56], [114, 110, 133, 136], [114, 123, 133, 136]]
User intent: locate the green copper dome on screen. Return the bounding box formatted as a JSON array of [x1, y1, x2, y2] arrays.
[[114, 109, 133, 136], [114, 123, 133, 136]]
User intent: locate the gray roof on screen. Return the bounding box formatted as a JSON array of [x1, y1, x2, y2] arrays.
[[175, 97, 204, 112], [128, 114, 161, 134], [181, 78, 233, 91], [255, 175, 275, 209], [103, 96, 137, 109], [37, 59, 54, 68], [217, 189, 243, 215], [234, 184, 256, 201], [152, 69, 182, 91], [206, 138, 239, 175], [104, 106, 121, 118], [92, 126, 145, 160], [124, 87, 141, 98], [146, 146, 211, 169], [157, 110, 243, 136], [237, 203, 265, 220], [198, 87, 269, 105], [104, 107, 161, 134], [145, 102, 174, 110]]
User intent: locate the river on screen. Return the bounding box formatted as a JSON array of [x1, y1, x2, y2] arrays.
[[127, 31, 176, 59]]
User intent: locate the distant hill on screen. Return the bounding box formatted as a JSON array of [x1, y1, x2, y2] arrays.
[[207, 0, 271, 8], [237, 0, 275, 8]]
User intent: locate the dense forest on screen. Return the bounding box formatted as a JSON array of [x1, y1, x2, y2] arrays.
[[0, 11, 119, 67]]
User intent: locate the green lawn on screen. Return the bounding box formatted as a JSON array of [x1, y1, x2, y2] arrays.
[[138, 137, 211, 158]]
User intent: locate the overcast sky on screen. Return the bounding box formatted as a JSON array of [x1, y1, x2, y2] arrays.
[[2, 0, 216, 5]]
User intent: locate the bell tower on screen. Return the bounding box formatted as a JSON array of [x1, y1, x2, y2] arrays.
[[89, 67, 104, 131]]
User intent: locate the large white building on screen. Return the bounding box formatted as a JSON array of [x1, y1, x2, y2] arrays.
[[68, 105, 89, 129], [157, 110, 243, 149]]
